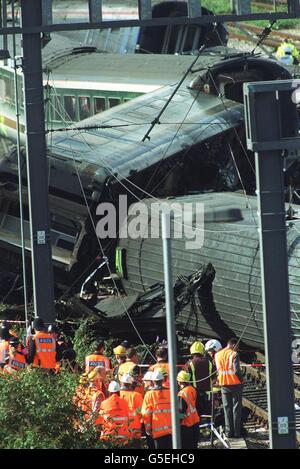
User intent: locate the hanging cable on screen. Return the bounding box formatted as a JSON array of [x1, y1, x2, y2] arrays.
[[227, 143, 258, 226], [251, 20, 277, 56], [11, 0, 30, 330], [141, 43, 208, 142], [207, 69, 255, 176], [46, 121, 233, 133], [48, 84, 156, 360], [47, 84, 257, 234], [48, 82, 272, 381], [143, 87, 201, 193]]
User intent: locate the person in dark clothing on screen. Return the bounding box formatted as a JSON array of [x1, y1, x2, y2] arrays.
[[185, 341, 212, 415], [121, 340, 130, 351], [149, 347, 170, 388], [48, 324, 76, 364], [112, 345, 127, 380]]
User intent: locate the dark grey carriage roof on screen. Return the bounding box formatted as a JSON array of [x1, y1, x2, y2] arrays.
[[47, 80, 244, 190]]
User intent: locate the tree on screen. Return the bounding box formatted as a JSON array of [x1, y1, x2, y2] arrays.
[[0, 368, 109, 449]]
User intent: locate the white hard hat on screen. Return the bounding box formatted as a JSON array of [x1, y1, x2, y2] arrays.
[[151, 369, 164, 381], [108, 380, 120, 393], [142, 371, 153, 381], [120, 373, 134, 384], [205, 339, 222, 353]]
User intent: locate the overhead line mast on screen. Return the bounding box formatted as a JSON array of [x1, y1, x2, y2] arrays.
[[21, 0, 55, 324]]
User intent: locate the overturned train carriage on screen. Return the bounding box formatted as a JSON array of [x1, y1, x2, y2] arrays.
[[115, 193, 300, 350]]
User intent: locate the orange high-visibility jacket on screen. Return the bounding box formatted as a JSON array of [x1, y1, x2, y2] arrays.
[[97, 394, 131, 444], [33, 332, 57, 369], [92, 389, 106, 415], [0, 340, 9, 364], [215, 348, 241, 386], [149, 362, 170, 388], [118, 361, 144, 396], [73, 385, 90, 413], [120, 389, 144, 438], [83, 386, 97, 418], [141, 387, 172, 439], [85, 353, 111, 373], [178, 385, 200, 427], [7, 352, 27, 371]]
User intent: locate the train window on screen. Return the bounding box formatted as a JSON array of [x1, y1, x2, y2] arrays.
[[79, 96, 91, 120], [108, 97, 121, 108], [52, 95, 63, 121], [64, 95, 77, 121], [17, 79, 23, 108], [94, 97, 106, 114], [56, 238, 75, 251], [0, 78, 5, 101], [51, 213, 78, 237], [6, 201, 29, 220], [0, 75, 13, 103]]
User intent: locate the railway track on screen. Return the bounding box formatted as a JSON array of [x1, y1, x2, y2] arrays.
[[242, 356, 300, 444], [228, 22, 300, 49]]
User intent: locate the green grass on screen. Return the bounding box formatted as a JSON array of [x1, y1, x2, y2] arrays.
[[202, 0, 300, 29], [202, 0, 231, 15]]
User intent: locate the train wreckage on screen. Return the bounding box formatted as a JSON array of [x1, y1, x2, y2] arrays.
[[0, 48, 300, 349]]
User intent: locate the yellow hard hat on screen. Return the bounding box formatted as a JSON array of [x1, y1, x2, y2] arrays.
[[190, 341, 205, 355], [79, 373, 89, 385], [88, 369, 97, 380], [113, 345, 126, 356], [88, 365, 105, 381], [177, 370, 191, 383]]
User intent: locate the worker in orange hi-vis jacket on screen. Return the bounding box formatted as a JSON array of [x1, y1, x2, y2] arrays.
[[141, 369, 172, 450], [177, 370, 200, 449], [117, 347, 144, 396], [120, 373, 144, 447], [73, 373, 90, 414], [85, 340, 111, 373], [3, 337, 26, 373], [215, 338, 244, 439], [87, 366, 107, 423], [96, 381, 132, 447]]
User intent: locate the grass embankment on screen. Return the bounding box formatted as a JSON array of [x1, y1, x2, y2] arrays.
[[202, 0, 300, 29]]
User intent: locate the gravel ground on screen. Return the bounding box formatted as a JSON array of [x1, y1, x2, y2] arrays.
[[228, 38, 274, 55], [198, 428, 270, 450]]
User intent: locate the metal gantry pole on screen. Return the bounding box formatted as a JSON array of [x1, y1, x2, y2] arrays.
[[21, 0, 55, 324], [161, 211, 181, 450], [1, 0, 7, 51], [255, 150, 296, 449], [244, 81, 297, 449]]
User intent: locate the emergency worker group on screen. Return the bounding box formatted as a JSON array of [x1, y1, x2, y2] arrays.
[[0, 317, 244, 449]]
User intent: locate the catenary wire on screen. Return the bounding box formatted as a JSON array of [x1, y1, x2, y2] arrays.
[[47, 92, 258, 234], [48, 84, 265, 382], [48, 84, 156, 360]]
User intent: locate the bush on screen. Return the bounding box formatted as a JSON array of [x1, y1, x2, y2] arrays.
[[73, 318, 121, 369], [72, 317, 103, 368], [0, 368, 108, 449]]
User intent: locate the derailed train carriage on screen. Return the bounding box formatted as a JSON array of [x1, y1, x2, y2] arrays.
[[0, 48, 299, 348], [113, 193, 300, 349]]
